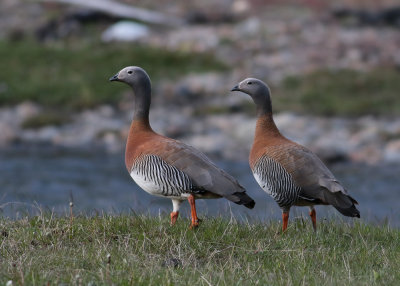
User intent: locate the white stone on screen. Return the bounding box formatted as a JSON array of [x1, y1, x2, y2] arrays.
[[102, 21, 149, 42]]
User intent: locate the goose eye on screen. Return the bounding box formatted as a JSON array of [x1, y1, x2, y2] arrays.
[[128, 71, 133, 74]]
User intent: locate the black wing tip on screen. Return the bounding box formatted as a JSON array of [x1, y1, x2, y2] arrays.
[[244, 200, 256, 209], [231, 192, 255, 209], [335, 205, 360, 218], [354, 207, 361, 218], [350, 207, 361, 218]]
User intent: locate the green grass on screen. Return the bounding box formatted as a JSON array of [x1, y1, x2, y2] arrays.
[[1, 40, 399, 117], [0, 40, 226, 110], [196, 68, 400, 117], [273, 69, 400, 117], [1, 215, 399, 285]]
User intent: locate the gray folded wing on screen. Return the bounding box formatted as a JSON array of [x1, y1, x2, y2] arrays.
[[158, 140, 255, 209], [282, 145, 359, 217]]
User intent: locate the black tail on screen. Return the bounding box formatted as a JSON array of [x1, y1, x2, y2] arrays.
[[231, 192, 255, 209]]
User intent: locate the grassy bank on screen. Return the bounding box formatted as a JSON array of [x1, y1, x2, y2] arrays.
[[0, 40, 226, 109], [274, 69, 400, 117], [2, 40, 400, 117], [1, 215, 399, 285]]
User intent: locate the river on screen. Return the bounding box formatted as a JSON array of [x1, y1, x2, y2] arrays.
[[1, 146, 399, 227]]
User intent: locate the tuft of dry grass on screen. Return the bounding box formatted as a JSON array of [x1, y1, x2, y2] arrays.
[[1, 214, 399, 285]]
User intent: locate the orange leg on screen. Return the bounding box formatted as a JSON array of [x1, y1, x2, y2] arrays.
[[309, 208, 317, 231], [188, 194, 200, 229], [170, 211, 179, 226], [282, 211, 289, 232]]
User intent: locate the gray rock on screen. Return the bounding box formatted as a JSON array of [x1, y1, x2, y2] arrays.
[[160, 26, 219, 52], [15, 101, 41, 123], [0, 121, 16, 146], [384, 140, 400, 163], [235, 17, 261, 38]]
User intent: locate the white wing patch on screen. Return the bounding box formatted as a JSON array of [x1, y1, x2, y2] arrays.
[[253, 171, 273, 196], [130, 169, 164, 197]]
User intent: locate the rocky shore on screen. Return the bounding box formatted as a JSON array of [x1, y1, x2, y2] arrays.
[[2, 101, 399, 164], [1, 1, 399, 165]]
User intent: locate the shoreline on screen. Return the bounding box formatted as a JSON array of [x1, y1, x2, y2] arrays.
[[1, 101, 400, 164]]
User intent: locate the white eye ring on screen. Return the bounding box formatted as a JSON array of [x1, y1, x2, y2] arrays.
[[128, 70, 133, 74]]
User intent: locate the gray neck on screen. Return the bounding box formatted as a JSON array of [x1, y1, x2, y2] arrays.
[[254, 89, 272, 117], [132, 81, 151, 121]]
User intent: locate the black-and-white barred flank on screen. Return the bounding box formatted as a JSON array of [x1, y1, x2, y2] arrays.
[[253, 155, 301, 209], [132, 154, 195, 197]]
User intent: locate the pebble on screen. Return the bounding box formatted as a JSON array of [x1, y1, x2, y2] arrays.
[[383, 140, 400, 163]]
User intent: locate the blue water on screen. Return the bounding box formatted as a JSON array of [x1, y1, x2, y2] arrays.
[[1, 146, 399, 227]]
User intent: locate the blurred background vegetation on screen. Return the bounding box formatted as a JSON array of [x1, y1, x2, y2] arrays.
[[0, 40, 226, 109], [1, 0, 399, 118]]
